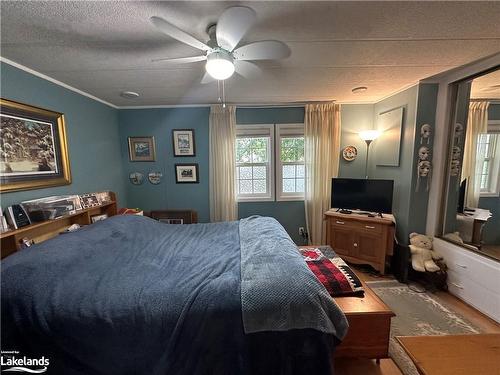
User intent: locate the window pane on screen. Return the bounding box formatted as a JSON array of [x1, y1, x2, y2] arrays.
[[239, 180, 252, 194], [239, 166, 252, 179], [296, 165, 305, 178], [296, 178, 305, 192], [283, 178, 295, 192], [251, 148, 267, 163], [253, 166, 266, 179], [253, 179, 266, 193], [283, 165, 295, 178]]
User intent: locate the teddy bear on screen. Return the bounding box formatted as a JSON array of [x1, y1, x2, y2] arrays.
[[409, 232, 443, 272]]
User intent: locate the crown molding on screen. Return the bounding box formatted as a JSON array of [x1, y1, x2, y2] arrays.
[[0, 57, 118, 109]]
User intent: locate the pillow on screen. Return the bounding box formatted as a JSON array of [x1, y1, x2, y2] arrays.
[[299, 246, 364, 297]]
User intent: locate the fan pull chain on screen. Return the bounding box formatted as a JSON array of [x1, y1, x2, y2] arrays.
[[217, 80, 222, 103], [222, 80, 226, 108]]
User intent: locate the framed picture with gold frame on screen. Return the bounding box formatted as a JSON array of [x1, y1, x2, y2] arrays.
[[0, 98, 71, 192], [128, 136, 156, 162]]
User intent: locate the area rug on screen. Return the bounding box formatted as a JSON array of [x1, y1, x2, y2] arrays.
[[366, 280, 482, 375]]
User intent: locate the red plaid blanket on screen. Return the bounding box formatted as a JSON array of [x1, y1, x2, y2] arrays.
[[299, 246, 364, 297]]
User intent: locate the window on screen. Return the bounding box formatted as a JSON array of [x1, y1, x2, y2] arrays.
[[235, 124, 304, 202], [236, 125, 274, 201], [478, 132, 500, 196], [276, 124, 305, 201]]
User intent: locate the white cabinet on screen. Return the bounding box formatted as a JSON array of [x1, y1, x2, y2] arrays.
[[434, 238, 500, 323]]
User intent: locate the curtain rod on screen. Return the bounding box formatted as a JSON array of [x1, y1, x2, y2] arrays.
[[230, 101, 336, 109], [470, 98, 500, 103]]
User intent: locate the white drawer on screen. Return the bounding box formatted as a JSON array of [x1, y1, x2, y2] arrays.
[[447, 269, 500, 323], [434, 239, 500, 291]]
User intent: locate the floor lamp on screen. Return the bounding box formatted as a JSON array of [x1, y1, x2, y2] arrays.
[[359, 130, 380, 179]]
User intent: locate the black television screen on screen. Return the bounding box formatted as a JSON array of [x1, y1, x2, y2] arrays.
[[457, 178, 467, 213], [331, 178, 394, 214]]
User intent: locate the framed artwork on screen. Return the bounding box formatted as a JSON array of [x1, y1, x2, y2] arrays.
[[172, 129, 195, 157], [175, 163, 199, 183], [128, 136, 156, 162], [375, 107, 404, 167], [0, 98, 71, 192]]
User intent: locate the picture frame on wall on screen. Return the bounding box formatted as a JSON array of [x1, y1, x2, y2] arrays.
[[0, 98, 72, 192], [172, 129, 195, 157], [175, 163, 199, 183], [128, 136, 156, 162]]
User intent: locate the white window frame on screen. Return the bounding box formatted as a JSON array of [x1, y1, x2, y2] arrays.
[[480, 120, 500, 197], [236, 124, 275, 202], [276, 123, 305, 201]]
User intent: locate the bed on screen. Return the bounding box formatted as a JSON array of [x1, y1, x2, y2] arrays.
[[1, 215, 348, 375]]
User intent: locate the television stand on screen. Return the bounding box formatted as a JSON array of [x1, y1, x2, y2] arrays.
[[324, 210, 395, 274]]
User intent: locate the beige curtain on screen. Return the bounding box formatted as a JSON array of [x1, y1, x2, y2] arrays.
[[462, 101, 489, 208], [209, 105, 237, 222], [304, 103, 341, 244]]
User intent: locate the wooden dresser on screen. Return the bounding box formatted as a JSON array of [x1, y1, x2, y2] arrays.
[[325, 210, 395, 274]]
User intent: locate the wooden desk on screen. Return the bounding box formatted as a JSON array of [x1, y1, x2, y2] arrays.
[[334, 283, 395, 359], [396, 334, 500, 375]]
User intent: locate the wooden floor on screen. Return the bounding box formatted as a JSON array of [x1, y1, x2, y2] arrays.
[[334, 265, 500, 375]]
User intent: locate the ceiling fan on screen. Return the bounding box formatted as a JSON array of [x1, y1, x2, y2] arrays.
[[150, 6, 291, 82]]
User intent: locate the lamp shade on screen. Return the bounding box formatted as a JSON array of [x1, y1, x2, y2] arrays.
[[359, 130, 380, 141]]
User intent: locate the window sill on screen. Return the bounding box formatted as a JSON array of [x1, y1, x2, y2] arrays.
[[276, 196, 305, 202], [237, 196, 275, 203], [480, 192, 500, 198]]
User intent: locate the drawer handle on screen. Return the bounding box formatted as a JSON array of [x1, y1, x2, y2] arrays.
[[353, 243, 358, 247], [456, 264, 468, 269], [365, 225, 376, 229], [450, 282, 464, 289], [336, 221, 345, 225]]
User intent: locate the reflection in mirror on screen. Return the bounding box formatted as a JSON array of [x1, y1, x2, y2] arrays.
[[442, 68, 500, 261]]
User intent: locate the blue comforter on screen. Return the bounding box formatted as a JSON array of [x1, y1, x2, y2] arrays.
[[1, 215, 347, 375]]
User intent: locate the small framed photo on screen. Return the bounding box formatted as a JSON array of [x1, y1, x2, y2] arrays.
[[91, 214, 108, 223], [159, 218, 184, 224], [172, 129, 195, 157], [175, 163, 199, 183], [128, 136, 156, 162]]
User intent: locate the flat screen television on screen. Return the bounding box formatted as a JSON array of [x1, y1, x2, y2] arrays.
[[331, 178, 394, 214], [457, 178, 467, 213]]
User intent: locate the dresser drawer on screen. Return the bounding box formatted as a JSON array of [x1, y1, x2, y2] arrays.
[[331, 218, 357, 230], [435, 240, 500, 290], [355, 222, 383, 234], [447, 269, 500, 323]]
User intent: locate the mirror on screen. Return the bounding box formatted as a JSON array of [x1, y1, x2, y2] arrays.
[[441, 68, 500, 261]]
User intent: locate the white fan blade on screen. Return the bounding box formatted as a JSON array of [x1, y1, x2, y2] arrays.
[[234, 40, 291, 61], [200, 71, 215, 84], [150, 16, 211, 51], [235, 60, 261, 78], [152, 55, 207, 63], [216, 6, 256, 52]]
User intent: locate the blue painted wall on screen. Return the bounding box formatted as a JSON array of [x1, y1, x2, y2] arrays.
[[488, 103, 500, 120], [0, 62, 126, 207], [339, 104, 374, 178], [118, 107, 210, 222]]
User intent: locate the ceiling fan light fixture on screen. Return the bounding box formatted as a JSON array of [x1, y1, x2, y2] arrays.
[[352, 86, 368, 94], [206, 50, 235, 80]]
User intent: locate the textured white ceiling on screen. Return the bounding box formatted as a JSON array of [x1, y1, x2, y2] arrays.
[[1, 1, 500, 106], [471, 69, 500, 99]]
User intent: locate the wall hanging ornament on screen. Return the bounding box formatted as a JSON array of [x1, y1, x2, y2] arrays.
[[452, 146, 461, 160], [454, 123, 464, 144], [420, 124, 432, 144], [418, 146, 431, 161], [450, 159, 461, 177], [148, 171, 163, 185], [342, 145, 358, 161], [416, 160, 432, 192], [129, 172, 144, 185]]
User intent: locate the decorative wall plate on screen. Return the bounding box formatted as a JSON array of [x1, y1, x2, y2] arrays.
[[129, 172, 144, 185], [342, 146, 358, 161], [148, 171, 162, 185]]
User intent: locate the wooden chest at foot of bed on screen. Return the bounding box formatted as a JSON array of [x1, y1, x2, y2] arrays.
[[334, 283, 394, 359]]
